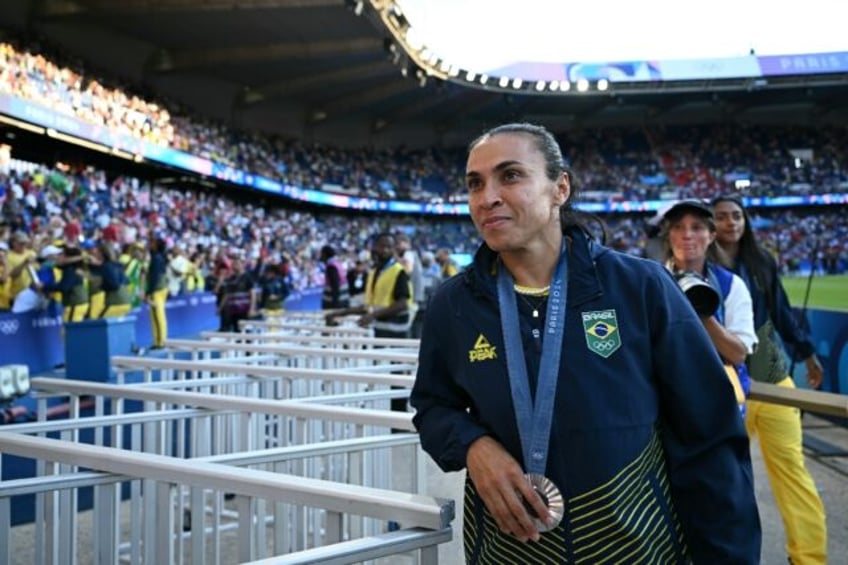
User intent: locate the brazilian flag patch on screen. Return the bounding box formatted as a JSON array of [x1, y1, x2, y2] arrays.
[[581, 309, 621, 358]]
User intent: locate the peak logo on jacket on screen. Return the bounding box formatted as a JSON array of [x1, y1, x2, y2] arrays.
[[468, 334, 497, 362], [582, 309, 621, 358]]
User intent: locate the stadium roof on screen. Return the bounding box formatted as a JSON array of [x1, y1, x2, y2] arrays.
[[3, 0, 848, 145]]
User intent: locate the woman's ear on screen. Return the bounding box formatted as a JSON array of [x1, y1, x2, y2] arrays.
[[554, 172, 570, 207]]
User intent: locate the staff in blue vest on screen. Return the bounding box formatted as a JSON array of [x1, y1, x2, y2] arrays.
[[410, 123, 760, 563]]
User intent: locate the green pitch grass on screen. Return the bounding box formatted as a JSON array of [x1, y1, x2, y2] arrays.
[[782, 274, 848, 312]]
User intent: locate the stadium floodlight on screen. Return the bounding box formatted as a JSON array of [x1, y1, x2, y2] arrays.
[[479, 74, 489, 85], [448, 65, 461, 77], [404, 26, 423, 50], [535, 80, 546, 91], [559, 80, 570, 91], [511, 78, 523, 89], [548, 81, 560, 92], [576, 78, 590, 92], [466, 70, 477, 81], [498, 76, 509, 88], [597, 78, 609, 91], [344, 0, 364, 16]]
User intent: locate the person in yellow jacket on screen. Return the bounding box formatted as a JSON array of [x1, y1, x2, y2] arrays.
[[144, 238, 169, 349], [122, 242, 146, 308], [84, 241, 106, 319], [0, 241, 11, 310], [91, 242, 132, 318], [185, 251, 206, 293], [6, 231, 37, 301], [324, 233, 413, 420], [41, 245, 89, 323], [324, 233, 413, 337]]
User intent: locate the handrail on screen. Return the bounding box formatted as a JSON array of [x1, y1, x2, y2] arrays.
[[749, 381, 848, 417], [0, 433, 420, 497], [201, 330, 421, 348], [0, 431, 453, 529], [31, 377, 415, 430], [244, 527, 453, 564], [238, 320, 372, 335], [108, 356, 415, 387], [162, 338, 419, 362]]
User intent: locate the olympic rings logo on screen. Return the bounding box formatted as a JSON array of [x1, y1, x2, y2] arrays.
[[592, 340, 618, 352], [0, 319, 20, 335]]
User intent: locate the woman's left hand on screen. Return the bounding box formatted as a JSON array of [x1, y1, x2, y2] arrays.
[[805, 354, 824, 389]]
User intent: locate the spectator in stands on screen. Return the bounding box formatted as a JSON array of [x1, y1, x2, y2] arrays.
[[145, 237, 169, 349], [84, 240, 106, 319], [6, 231, 37, 302], [93, 241, 132, 318], [395, 233, 424, 338], [410, 123, 760, 562], [0, 241, 10, 310], [325, 233, 413, 418], [660, 200, 756, 413], [324, 233, 412, 337], [35, 244, 63, 309], [250, 260, 289, 319], [319, 245, 348, 309], [41, 245, 89, 322], [167, 243, 190, 297], [434, 247, 458, 280], [346, 256, 368, 307], [419, 250, 440, 310], [185, 251, 206, 293], [713, 194, 827, 564], [216, 254, 256, 332], [121, 242, 146, 308]]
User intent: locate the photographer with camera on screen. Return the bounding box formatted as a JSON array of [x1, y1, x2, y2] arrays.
[[661, 200, 757, 409]]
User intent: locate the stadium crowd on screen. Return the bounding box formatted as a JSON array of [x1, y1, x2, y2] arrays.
[[2, 39, 848, 204], [0, 159, 845, 316], [0, 37, 846, 317]]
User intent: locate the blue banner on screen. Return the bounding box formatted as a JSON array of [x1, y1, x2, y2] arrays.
[[0, 288, 322, 377]]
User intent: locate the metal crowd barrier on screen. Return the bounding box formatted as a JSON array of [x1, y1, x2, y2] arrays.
[[1, 328, 454, 564], [238, 318, 373, 337], [0, 430, 452, 565]]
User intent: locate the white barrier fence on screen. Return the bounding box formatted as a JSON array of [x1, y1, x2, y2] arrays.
[[1, 324, 455, 564]]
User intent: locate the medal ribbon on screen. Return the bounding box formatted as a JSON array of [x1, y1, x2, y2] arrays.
[[497, 245, 568, 476]]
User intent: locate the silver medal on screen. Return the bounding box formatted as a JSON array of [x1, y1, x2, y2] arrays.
[[523, 473, 564, 532]]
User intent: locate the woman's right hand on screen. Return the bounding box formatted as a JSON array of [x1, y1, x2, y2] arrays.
[[466, 435, 551, 543]]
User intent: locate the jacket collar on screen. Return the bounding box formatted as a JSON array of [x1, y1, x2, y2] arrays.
[[466, 227, 605, 307]]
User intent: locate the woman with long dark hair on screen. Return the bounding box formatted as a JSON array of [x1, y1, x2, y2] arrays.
[[712, 194, 826, 564], [410, 123, 760, 563]]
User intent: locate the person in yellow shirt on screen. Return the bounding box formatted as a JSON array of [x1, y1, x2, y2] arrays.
[[96, 242, 132, 318], [435, 247, 459, 279], [6, 231, 37, 300], [41, 245, 89, 323], [325, 233, 413, 422], [84, 241, 106, 319], [122, 242, 146, 308], [0, 241, 11, 310], [185, 251, 206, 293]]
